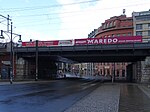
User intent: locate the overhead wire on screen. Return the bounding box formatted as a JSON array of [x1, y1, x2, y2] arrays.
[[0, 0, 147, 13], [0, 22, 7, 26], [1, 0, 150, 32], [13, 1, 150, 18], [12, 1, 150, 27], [0, 0, 100, 12]]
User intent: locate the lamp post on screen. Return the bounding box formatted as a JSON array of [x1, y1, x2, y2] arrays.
[[0, 22, 22, 84], [35, 40, 38, 81]]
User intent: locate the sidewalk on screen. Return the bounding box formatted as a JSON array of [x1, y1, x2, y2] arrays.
[[0, 79, 53, 85], [0, 80, 35, 85], [64, 83, 120, 112], [138, 83, 150, 98], [64, 83, 150, 112]]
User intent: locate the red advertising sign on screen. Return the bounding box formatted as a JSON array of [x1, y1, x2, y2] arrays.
[[22, 36, 142, 47], [74, 36, 142, 45], [22, 40, 73, 47]]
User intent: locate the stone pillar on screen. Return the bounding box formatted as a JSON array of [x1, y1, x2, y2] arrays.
[[132, 62, 137, 82], [141, 57, 150, 83], [24, 60, 28, 79], [16, 58, 25, 80], [136, 61, 142, 82]]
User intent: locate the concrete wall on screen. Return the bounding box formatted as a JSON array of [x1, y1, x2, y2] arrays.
[[132, 61, 142, 83], [16, 57, 58, 80], [16, 58, 25, 79], [141, 57, 150, 83]]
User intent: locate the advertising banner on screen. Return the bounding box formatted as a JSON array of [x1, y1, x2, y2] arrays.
[[22, 40, 73, 47], [22, 36, 142, 47], [74, 36, 142, 45]]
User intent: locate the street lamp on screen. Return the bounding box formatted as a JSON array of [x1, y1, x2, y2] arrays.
[[0, 22, 22, 84], [0, 30, 4, 39], [35, 40, 38, 81]]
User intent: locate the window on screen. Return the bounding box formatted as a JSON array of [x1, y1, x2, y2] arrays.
[[136, 15, 150, 21], [110, 22, 113, 27], [128, 32, 131, 36], [136, 24, 142, 30], [103, 69, 105, 75], [136, 31, 142, 36], [106, 23, 109, 28], [112, 34, 115, 37], [122, 70, 125, 77], [113, 21, 116, 26], [148, 23, 150, 28], [148, 30, 150, 36], [107, 69, 110, 75], [104, 24, 107, 28], [100, 69, 102, 75], [117, 70, 119, 77], [103, 24, 106, 29], [122, 34, 126, 36], [117, 34, 120, 37]]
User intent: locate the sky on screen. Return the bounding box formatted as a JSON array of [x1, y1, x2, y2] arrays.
[[0, 0, 150, 42]]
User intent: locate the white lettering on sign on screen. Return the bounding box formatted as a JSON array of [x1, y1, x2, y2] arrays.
[[75, 40, 86, 44], [87, 38, 118, 44], [58, 40, 73, 46], [113, 38, 118, 43]]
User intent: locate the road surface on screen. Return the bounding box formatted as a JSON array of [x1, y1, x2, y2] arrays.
[[0, 79, 100, 112]]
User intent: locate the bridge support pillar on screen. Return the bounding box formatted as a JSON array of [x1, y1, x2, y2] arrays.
[[132, 61, 142, 83], [16, 58, 27, 79], [141, 57, 150, 83]]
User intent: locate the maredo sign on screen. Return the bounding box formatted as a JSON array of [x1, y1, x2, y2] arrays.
[[22, 36, 142, 47], [75, 36, 142, 45]]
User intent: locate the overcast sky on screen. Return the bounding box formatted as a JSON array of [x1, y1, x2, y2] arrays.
[[0, 0, 150, 42]]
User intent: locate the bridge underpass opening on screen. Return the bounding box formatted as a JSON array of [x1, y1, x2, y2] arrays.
[[22, 57, 57, 79], [16, 53, 148, 83], [59, 55, 147, 82], [14, 42, 150, 82], [38, 58, 57, 79], [20, 55, 75, 80]]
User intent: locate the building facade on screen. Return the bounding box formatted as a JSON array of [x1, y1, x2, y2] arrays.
[[0, 43, 10, 79], [93, 14, 133, 79], [95, 15, 133, 38], [71, 14, 133, 79], [132, 10, 150, 41], [132, 10, 150, 82]]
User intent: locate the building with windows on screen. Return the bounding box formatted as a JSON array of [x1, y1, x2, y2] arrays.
[[132, 10, 150, 42], [0, 43, 10, 79], [132, 10, 150, 82], [92, 14, 133, 79], [95, 14, 133, 38], [90, 10, 150, 82], [72, 14, 133, 79]]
